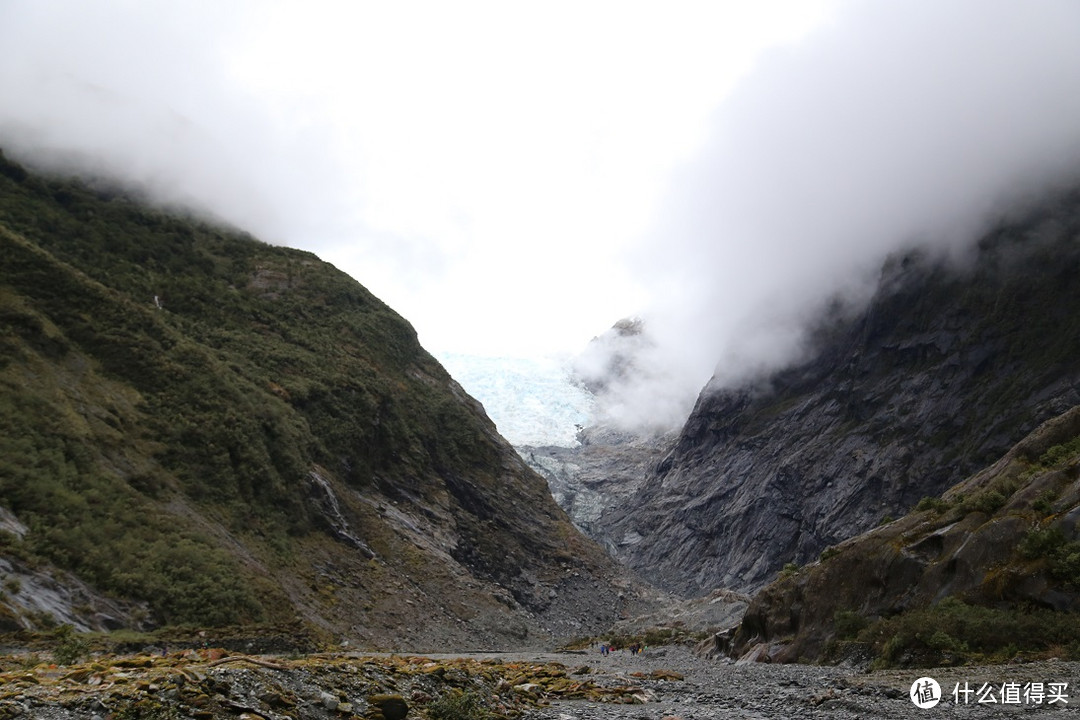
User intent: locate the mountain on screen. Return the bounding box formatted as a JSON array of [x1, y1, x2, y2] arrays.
[[607, 188, 1080, 596], [720, 403, 1080, 665], [0, 150, 648, 649], [518, 319, 681, 552], [520, 424, 677, 552]]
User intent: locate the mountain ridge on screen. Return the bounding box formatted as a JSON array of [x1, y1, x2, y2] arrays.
[[0, 149, 652, 648], [718, 400, 1080, 665], [582, 188, 1080, 596]]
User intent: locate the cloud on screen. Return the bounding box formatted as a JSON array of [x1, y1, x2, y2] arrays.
[[0, 0, 837, 360], [0, 1, 364, 245], [4, 1, 1079, 435], [593, 0, 1080, 431]]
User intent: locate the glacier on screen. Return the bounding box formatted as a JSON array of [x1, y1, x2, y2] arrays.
[[436, 353, 595, 447]]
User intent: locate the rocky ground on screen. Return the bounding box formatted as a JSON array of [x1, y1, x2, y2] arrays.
[[518, 647, 1080, 718], [1, 643, 1077, 718]]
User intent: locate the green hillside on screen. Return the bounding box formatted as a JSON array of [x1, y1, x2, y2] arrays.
[[0, 150, 630, 648]]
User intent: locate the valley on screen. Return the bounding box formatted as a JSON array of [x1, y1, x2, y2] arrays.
[[3, 149, 1080, 717]]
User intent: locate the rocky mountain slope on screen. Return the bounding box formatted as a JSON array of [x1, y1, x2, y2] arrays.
[[721, 402, 1080, 665], [519, 319, 680, 556], [519, 425, 677, 553], [0, 150, 652, 649], [608, 189, 1080, 595]]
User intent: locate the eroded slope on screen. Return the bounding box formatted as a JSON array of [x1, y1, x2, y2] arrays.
[[0, 151, 643, 648]]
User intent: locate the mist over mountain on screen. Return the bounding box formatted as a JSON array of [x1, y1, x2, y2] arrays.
[[5, 3, 1080, 435], [5, 1, 1080, 673], [587, 0, 1080, 431], [609, 186, 1080, 595]]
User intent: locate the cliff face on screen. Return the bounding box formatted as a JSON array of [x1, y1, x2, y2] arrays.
[[520, 425, 677, 553], [0, 151, 644, 648], [723, 404, 1080, 664], [609, 191, 1080, 595]]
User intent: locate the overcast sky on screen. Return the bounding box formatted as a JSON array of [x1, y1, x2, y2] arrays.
[[3, 1, 1080, 430], [0, 0, 835, 353]]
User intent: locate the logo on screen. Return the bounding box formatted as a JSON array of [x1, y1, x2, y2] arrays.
[[911, 677, 942, 708]]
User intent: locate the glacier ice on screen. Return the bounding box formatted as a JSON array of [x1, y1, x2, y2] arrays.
[[436, 353, 594, 447]]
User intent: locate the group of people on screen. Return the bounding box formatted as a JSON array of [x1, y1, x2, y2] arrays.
[[597, 641, 646, 656]]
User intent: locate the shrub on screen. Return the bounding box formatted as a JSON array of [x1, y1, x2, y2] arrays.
[[1052, 544, 1080, 587], [833, 609, 868, 640], [963, 489, 1007, 515], [779, 562, 801, 580], [598, 626, 701, 651], [1018, 526, 1067, 559], [1018, 526, 1080, 588], [915, 496, 950, 514], [1039, 437, 1080, 467], [925, 630, 966, 653], [426, 690, 490, 720], [819, 546, 841, 562], [51, 624, 88, 665], [862, 597, 1080, 666], [1033, 488, 1061, 515]]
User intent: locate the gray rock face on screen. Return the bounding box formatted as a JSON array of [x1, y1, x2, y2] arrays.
[[519, 425, 678, 555], [609, 191, 1080, 595], [727, 404, 1080, 662], [0, 556, 149, 633]]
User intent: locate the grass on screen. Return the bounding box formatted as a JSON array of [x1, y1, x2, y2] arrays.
[[0, 148, 587, 632], [426, 690, 492, 720]]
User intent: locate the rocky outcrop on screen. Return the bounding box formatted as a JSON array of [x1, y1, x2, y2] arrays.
[[519, 425, 678, 553], [0, 556, 149, 633], [571, 317, 650, 397], [610, 189, 1080, 595], [725, 403, 1080, 663]]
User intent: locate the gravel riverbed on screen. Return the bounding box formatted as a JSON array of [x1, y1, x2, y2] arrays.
[[1, 645, 1076, 718], [499, 647, 1080, 719]]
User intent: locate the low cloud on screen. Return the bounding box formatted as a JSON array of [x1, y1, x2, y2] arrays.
[[4, 2, 1080, 436], [594, 0, 1080, 431], [0, 1, 350, 244]]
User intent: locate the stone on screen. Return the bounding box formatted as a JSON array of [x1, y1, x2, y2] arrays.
[[736, 643, 772, 665], [257, 689, 292, 707], [320, 691, 339, 710], [513, 683, 542, 695], [650, 669, 684, 682], [367, 693, 408, 720]]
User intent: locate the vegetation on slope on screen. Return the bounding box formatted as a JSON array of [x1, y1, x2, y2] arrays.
[[725, 403, 1080, 667], [0, 149, 615, 641], [617, 191, 1080, 595]]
